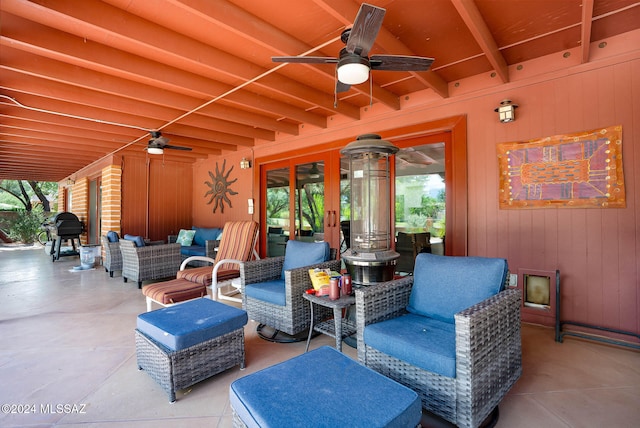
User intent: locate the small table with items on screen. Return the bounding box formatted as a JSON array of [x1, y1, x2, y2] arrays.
[[304, 292, 356, 352]]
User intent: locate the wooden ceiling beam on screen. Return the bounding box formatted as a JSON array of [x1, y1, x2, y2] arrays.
[[581, 0, 595, 63], [1, 46, 275, 142], [1, 72, 253, 148], [451, 0, 509, 83], [1, 27, 297, 135], [2, 2, 329, 127]]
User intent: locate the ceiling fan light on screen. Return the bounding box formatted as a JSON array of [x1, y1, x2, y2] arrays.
[[338, 62, 370, 85], [147, 147, 164, 155]]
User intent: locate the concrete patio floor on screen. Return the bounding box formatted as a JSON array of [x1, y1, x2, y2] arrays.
[[1, 244, 639, 427]]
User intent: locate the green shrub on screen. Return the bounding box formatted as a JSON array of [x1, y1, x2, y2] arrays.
[[7, 209, 45, 244]]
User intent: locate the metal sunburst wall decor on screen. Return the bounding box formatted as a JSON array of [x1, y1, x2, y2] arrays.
[[204, 159, 238, 213]]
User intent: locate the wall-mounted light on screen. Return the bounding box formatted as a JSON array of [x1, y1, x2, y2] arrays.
[[240, 157, 251, 169], [66, 177, 75, 186], [495, 99, 518, 123]]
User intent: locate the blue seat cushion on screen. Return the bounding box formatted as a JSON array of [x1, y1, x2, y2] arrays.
[[107, 231, 119, 242], [281, 240, 330, 279], [364, 313, 457, 378], [407, 253, 508, 323], [192, 226, 222, 247], [136, 298, 248, 351], [230, 346, 421, 428], [123, 234, 145, 247], [180, 245, 206, 257], [244, 280, 285, 306]]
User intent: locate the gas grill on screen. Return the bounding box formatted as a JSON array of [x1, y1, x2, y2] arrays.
[[47, 212, 84, 261]]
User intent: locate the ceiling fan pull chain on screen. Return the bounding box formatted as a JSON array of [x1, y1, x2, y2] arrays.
[[334, 68, 339, 108], [369, 77, 373, 107]]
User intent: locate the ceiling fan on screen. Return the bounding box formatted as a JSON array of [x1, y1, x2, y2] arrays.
[[272, 3, 434, 93], [146, 131, 192, 155]]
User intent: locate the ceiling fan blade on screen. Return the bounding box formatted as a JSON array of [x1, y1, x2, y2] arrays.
[[272, 56, 338, 64], [336, 80, 351, 93], [164, 144, 192, 151], [346, 4, 386, 56], [370, 55, 434, 71]]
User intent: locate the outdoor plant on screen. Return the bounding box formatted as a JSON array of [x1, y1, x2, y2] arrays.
[[7, 208, 45, 244]]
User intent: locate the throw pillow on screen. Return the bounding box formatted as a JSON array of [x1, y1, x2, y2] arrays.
[[176, 229, 196, 246], [106, 231, 119, 242]]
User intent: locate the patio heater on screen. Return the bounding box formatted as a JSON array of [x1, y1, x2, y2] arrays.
[[341, 134, 399, 285]]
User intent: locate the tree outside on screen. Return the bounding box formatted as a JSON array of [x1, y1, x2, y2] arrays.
[[0, 180, 58, 244]]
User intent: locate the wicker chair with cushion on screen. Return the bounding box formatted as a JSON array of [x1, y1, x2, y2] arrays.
[[241, 240, 340, 342], [142, 221, 260, 311], [120, 240, 182, 289], [356, 253, 522, 428], [101, 231, 122, 277]]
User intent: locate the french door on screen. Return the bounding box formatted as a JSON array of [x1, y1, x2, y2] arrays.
[[260, 152, 342, 258]]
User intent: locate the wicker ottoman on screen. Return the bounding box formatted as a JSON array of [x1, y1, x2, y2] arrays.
[[230, 346, 421, 427], [136, 298, 248, 402]]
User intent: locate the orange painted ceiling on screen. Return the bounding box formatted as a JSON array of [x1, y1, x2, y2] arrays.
[[1, 0, 639, 182]]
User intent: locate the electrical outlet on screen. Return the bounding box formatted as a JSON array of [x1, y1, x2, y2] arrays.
[[509, 273, 518, 287]]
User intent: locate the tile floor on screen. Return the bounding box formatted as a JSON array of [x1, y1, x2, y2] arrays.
[[0, 245, 639, 427]]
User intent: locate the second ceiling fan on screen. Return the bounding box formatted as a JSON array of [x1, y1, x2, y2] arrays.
[[146, 131, 192, 155], [272, 3, 434, 93]]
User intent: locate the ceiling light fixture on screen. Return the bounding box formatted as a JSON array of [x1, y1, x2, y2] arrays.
[[309, 162, 321, 179], [495, 99, 518, 123], [147, 147, 164, 155], [337, 54, 370, 85]]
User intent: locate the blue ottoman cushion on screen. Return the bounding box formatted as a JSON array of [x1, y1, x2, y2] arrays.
[[137, 298, 247, 351], [230, 346, 421, 428]]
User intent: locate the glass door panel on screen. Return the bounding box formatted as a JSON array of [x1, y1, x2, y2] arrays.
[[265, 166, 290, 257], [295, 161, 324, 242], [395, 142, 446, 273]]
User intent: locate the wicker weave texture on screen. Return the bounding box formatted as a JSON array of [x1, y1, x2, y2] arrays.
[[231, 407, 247, 428], [101, 236, 122, 277], [355, 278, 522, 428], [120, 241, 182, 287], [241, 257, 339, 336], [135, 328, 245, 402]]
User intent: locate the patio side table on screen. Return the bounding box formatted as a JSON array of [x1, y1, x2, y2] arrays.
[[304, 292, 356, 352]]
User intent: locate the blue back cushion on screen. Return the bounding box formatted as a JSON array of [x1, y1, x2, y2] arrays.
[[106, 231, 119, 242], [123, 234, 145, 247], [192, 227, 223, 247], [281, 240, 330, 279], [407, 254, 507, 323]]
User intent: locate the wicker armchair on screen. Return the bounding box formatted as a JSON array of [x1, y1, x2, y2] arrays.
[[240, 240, 340, 342], [101, 235, 122, 277], [356, 254, 522, 428], [120, 240, 182, 289]]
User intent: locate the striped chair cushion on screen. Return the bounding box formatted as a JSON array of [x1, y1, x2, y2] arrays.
[[215, 221, 259, 271], [142, 279, 207, 305], [176, 266, 240, 286]]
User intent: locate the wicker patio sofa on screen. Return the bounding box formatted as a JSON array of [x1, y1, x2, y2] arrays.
[[120, 240, 182, 289]]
